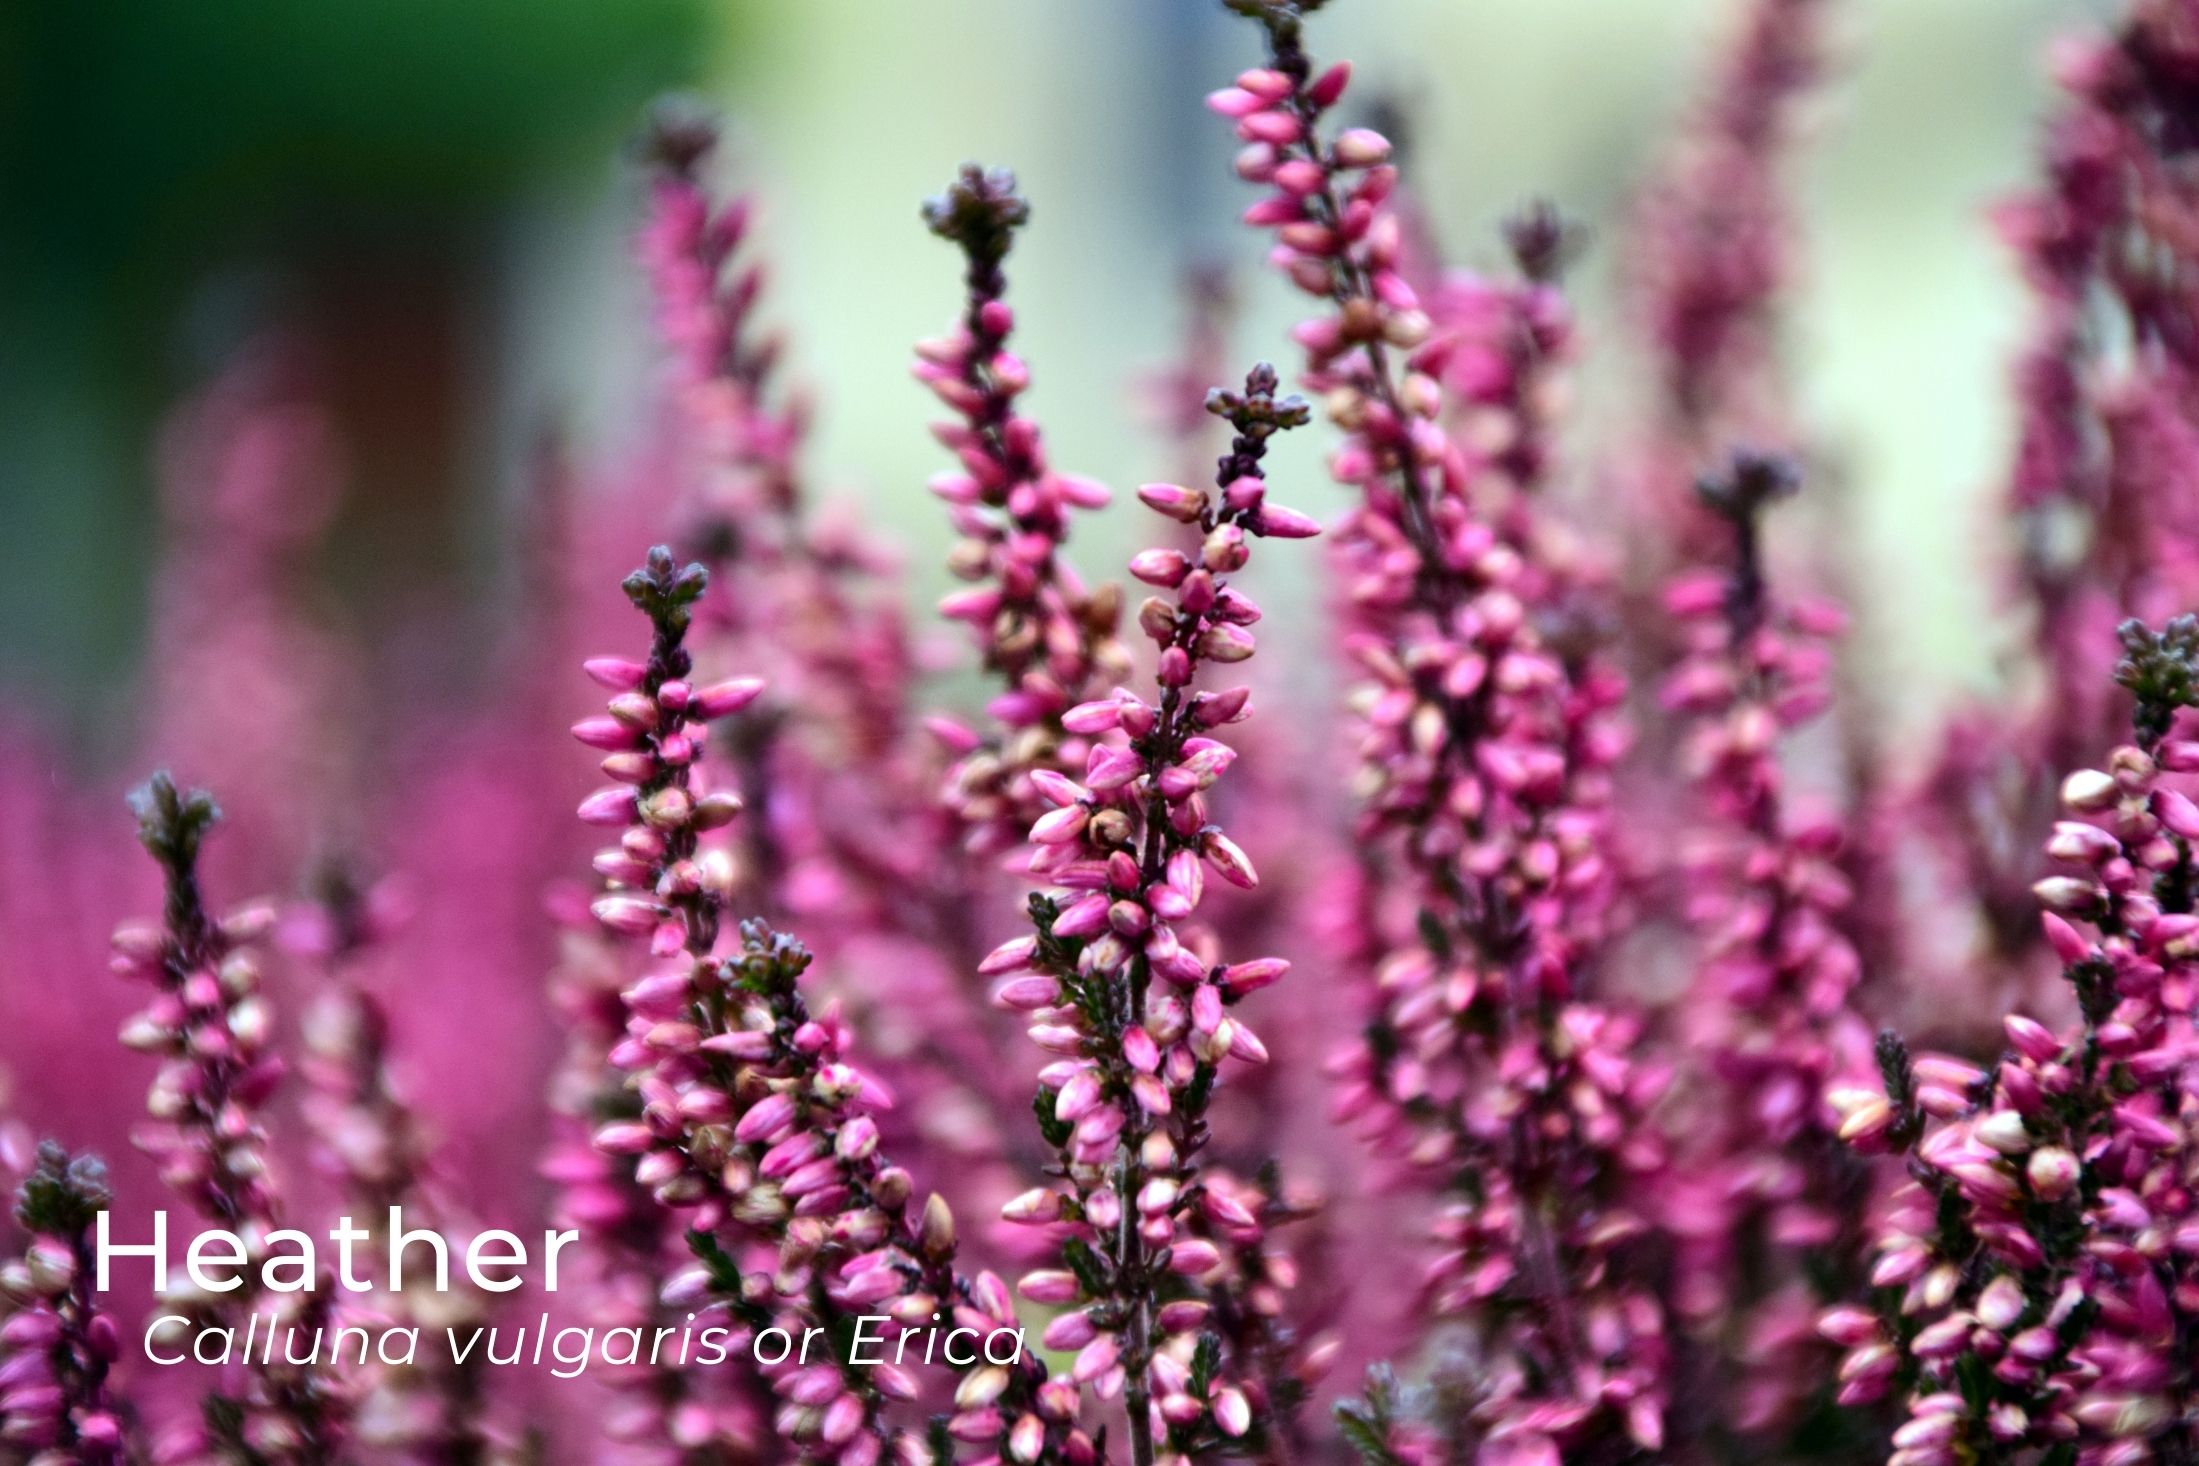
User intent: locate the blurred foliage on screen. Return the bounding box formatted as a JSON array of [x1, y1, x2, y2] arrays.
[[0, 0, 2109, 753], [0, 0, 710, 244]]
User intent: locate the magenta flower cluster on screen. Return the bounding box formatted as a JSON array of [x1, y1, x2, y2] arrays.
[[7, 1, 2199, 1463], [1825, 623, 2199, 1464]]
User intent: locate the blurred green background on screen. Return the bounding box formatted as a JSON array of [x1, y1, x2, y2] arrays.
[[0, 0, 2111, 743]]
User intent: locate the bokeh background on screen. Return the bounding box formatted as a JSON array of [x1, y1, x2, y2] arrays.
[[0, 0, 2112, 749]]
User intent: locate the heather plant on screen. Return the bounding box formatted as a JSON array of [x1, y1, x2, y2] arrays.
[[1212, 6, 1670, 1463], [8, 0, 2199, 1461], [1660, 452, 1874, 1441], [918, 165, 1128, 861], [0, 1144, 129, 1461], [288, 868, 516, 1462], [115, 774, 349, 1461], [1826, 618, 2199, 1464], [542, 892, 776, 1463], [984, 361, 1320, 1463], [578, 547, 1057, 1466], [636, 119, 1037, 1249]]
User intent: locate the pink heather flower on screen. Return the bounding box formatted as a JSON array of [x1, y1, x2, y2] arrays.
[[1140, 325, 1347, 1382], [117, 773, 350, 1460], [541, 894, 772, 1462], [290, 869, 429, 1219], [918, 165, 1129, 858], [632, 114, 1037, 1244], [1661, 451, 1874, 1433], [1830, 618, 2199, 1463], [0, 1145, 129, 1463], [987, 363, 1321, 1463], [579, 550, 1076, 1466], [1215, 6, 1666, 1459], [286, 866, 522, 1461], [115, 775, 285, 1229], [572, 547, 752, 965]]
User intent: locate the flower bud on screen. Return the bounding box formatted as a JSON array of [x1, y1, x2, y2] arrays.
[[693, 679, 766, 720], [1137, 482, 1207, 524], [1976, 1110, 2031, 1155], [2061, 768, 2117, 811], [1333, 128, 1391, 169], [2027, 1146, 2079, 1200]]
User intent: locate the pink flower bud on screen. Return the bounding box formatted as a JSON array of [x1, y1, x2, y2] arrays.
[[1030, 804, 1089, 845], [1818, 1307, 1879, 1347], [1249, 503, 1322, 538], [1333, 128, 1391, 169], [1072, 1334, 1119, 1383], [1220, 957, 1287, 996], [2061, 768, 2117, 811], [1054, 1070, 1103, 1123], [2026, 1146, 2079, 1200], [572, 717, 642, 751], [1129, 549, 1190, 587], [734, 1092, 798, 1144], [1001, 1188, 1064, 1225], [2032, 876, 2100, 915], [1205, 87, 1266, 120], [1202, 831, 1259, 888], [981, 936, 1039, 976], [1307, 61, 1351, 106], [1018, 1270, 1080, 1304], [2157, 788, 2199, 840], [1137, 482, 1208, 523], [820, 1395, 866, 1446], [576, 786, 637, 830], [1043, 1311, 1096, 1352], [1977, 1274, 2025, 1331], [993, 976, 1060, 1011], [583, 657, 649, 690], [692, 678, 766, 719], [591, 896, 664, 935], [1062, 699, 1123, 734], [2004, 1014, 2063, 1063]]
